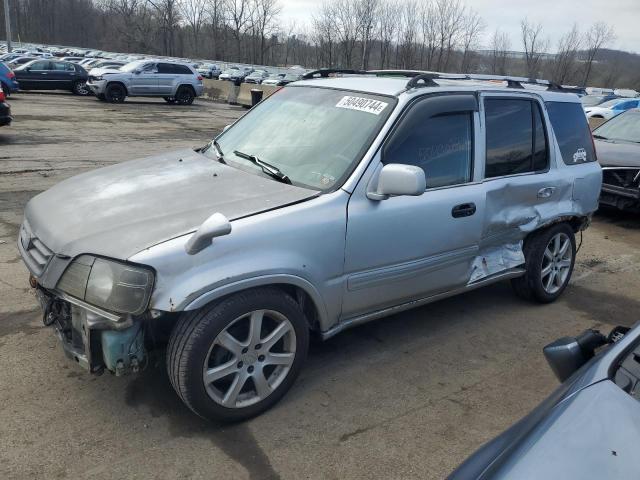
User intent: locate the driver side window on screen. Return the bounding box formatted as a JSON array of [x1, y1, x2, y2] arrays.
[[383, 96, 474, 189]]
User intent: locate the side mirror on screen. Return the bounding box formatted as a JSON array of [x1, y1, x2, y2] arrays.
[[367, 164, 426, 201], [543, 329, 607, 382], [185, 213, 232, 255]]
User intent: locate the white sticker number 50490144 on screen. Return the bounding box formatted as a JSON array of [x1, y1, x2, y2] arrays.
[[335, 96, 389, 115]]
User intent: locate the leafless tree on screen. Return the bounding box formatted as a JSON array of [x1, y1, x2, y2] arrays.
[[550, 24, 582, 85], [178, 0, 207, 55], [378, 0, 399, 69], [582, 22, 615, 86], [521, 18, 549, 78], [397, 0, 419, 69], [205, 0, 225, 59], [333, 0, 360, 67], [312, 3, 336, 67], [489, 28, 510, 75], [434, 0, 466, 71], [459, 8, 484, 72], [356, 0, 379, 70], [251, 0, 280, 65], [418, 1, 437, 70], [226, 0, 253, 61]]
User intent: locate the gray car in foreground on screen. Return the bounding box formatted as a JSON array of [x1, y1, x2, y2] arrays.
[[18, 70, 601, 421], [450, 323, 640, 479]]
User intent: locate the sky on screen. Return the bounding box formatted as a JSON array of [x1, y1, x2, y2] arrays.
[[279, 0, 640, 53]]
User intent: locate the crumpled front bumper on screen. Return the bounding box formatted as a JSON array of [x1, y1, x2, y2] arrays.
[[35, 286, 145, 375]]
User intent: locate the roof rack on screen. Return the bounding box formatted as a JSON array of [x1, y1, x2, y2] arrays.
[[301, 68, 567, 92], [301, 68, 365, 79], [404, 72, 564, 91]]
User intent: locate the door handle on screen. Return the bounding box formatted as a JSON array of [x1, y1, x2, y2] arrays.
[[452, 203, 476, 218], [537, 187, 556, 199]]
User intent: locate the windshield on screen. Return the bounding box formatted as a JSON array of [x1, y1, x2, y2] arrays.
[[582, 96, 609, 107], [598, 99, 624, 108], [206, 87, 395, 191], [594, 110, 640, 143]]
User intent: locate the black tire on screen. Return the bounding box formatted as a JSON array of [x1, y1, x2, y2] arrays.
[[175, 85, 195, 105], [105, 83, 126, 103], [72, 80, 90, 96], [511, 223, 576, 303], [167, 287, 309, 422], [163, 96, 177, 104], [1, 82, 10, 97]]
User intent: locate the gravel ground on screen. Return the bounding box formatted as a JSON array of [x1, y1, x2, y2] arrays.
[[1, 92, 639, 480]]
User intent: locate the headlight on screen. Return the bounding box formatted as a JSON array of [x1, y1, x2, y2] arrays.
[[57, 255, 154, 316]]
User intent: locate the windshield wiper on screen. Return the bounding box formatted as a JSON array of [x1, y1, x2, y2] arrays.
[[233, 150, 291, 184], [202, 139, 226, 163], [593, 134, 609, 140]]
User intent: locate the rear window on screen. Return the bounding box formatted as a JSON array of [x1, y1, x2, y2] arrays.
[[545, 101, 596, 165]]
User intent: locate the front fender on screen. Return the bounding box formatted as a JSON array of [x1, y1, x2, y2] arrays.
[[183, 273, 330, 328]]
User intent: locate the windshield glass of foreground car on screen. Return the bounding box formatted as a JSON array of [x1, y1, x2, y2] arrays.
[[210, 87, 395, 191], [594, 110, 640, 143]]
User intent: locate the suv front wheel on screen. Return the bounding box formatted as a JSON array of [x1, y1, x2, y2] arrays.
[[511, 223, 576, 303], [105, 83, 126, 103], [167, 288, 309, 421]]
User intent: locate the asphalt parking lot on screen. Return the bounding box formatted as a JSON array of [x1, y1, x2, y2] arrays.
[[1, 93, 640, 480]]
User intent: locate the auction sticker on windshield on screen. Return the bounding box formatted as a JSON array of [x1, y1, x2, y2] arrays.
[[336, 96, 389, 115]]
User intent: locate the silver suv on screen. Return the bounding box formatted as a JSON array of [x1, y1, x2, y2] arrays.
[[87, 60, 204, 104], [18, 70, 602, 421]]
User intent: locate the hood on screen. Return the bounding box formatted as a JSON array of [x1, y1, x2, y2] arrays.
[[89, 67, 122, 76], [595, 139, 640, 167], [24, 149, 317, 259]]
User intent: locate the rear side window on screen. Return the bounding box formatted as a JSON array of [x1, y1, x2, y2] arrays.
[[174, 65, 192, 75], [484, 98, 549, 178], [546, 101, 596, 165]]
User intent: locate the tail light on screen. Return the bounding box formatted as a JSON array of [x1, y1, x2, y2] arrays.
[[197, 75, 203, 81], [7, 71, 15, 79], [0, 90, 5, 102]]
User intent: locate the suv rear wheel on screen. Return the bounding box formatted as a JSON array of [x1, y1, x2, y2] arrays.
[[175, 86, 195, 105], [163, 96, 176, 104], [511, 223, 576, 303], [105, 83, 126, 103], [167, 288, 309, 421]]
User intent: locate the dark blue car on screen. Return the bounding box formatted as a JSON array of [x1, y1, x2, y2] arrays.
[[0, 61, 20, 95]]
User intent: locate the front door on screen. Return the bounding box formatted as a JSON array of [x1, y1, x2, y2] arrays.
[[129, 63, 158, 95], [18, 60, 51, 89], [342, 94, 484, 319]]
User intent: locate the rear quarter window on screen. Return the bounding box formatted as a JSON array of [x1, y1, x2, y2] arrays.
[[545, 101, 596, 165]]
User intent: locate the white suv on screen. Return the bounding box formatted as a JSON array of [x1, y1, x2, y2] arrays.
[[87, 60, 204, 105]]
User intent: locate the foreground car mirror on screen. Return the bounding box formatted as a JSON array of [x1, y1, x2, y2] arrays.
[[185, 212, 232, 255], [367, 164, 426, 201], [543, 329, 607, 382]]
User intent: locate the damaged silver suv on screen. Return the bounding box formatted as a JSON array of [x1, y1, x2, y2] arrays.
[[18, 70, 602, 421]]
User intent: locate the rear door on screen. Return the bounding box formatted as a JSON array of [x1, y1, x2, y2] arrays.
[[478, 94, 560, 250], [49, 61, 77, 89], [156, 63, 176, 95]]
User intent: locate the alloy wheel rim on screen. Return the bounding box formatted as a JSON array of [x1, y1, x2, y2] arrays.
[[203, 309, 296, 408], [541, 232, 572, 294], [76, 82, 89, 95]]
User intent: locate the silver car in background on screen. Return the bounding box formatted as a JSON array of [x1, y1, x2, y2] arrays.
[[86, 60, 204, 104], [19, 70, 601, 421]]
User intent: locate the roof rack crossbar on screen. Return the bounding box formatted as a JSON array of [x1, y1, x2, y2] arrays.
[[301, 68, 365, 79], [403, 72, 566, 92]]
